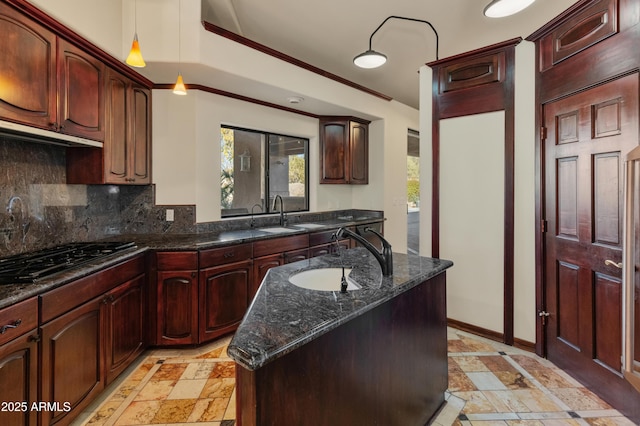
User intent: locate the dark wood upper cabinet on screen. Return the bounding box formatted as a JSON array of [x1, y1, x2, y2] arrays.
[[0, 2, 57, 131], [102, 71, 151, 184], [0, 1, 152, 185], [57, 38, 105, 141], [66, 68, 151, 185], [319, 117, 369, 184], [0, 3, 105, 141]]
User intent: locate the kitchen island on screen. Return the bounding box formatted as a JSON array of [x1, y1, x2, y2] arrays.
[[228, 247, 453, 426]]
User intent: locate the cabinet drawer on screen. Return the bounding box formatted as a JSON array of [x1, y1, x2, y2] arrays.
[[309, 229, 344, 246], [253, 234, 309, 258], [156, 251, 198, 270], [199, 243, 253, 269], [0, 297, 38, 346], [40, 254, 145, 323]]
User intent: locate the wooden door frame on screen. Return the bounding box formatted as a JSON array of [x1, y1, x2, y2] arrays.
[[527, 0, 640, 357], [427, 38, 519, 346]]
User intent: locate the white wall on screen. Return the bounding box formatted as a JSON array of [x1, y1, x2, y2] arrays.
[[440, 112, 506, 333], [513, 41, 537, 342]]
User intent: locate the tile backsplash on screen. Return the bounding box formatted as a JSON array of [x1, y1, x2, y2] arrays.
[[0, 137, 195, 256], [1, 137, 382, 257]]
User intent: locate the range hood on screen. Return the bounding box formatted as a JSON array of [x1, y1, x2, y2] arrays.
[[0, 120, 103, 148]]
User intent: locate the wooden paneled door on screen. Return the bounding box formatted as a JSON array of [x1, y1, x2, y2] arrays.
[[543, 73, 639, 386]]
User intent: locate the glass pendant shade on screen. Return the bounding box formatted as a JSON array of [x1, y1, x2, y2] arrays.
[[126, 34, 146, 67], [173, 73, 187, 95], [353, 50, 387, 69], [484, 0, 536, 18]]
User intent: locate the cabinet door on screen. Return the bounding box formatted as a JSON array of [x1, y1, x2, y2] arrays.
[[40, 298, 104, 426], [57, 39, 105, 141], [130, 84, 151, 184], [319, 121, 348, 183], [0, 3, 57, 130], [284, 248, 309, 264], [349, 121, 368, 184], [252, 254, 283, 298], [104, 274, 145, 385], [157, 270, 198, 345], [309, 244, 332, 258], [0, 331, 38, 426], [199, 260, 252, 343], [104, 69, 129, 184]]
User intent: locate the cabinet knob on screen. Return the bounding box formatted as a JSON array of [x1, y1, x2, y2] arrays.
[[28, 334, 41, 343]]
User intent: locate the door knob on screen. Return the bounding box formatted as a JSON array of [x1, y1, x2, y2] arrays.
[[605, 259, 623, 269]]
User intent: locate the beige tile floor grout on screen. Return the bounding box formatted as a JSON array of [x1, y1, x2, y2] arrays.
[[72, 329, 635, 426]]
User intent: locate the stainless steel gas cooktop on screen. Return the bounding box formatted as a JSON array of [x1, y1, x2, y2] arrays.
[[0, 241, 136, 284]]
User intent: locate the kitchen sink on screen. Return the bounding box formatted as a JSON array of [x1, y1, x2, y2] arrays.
[[288, 268, 360, 292], [256, 227, 300, 233], [293, 223, 325, 229]]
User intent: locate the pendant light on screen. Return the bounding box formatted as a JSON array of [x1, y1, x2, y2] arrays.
[[173, 0, 187, 95], [353, 16, 439, 69], [483, 0, 536, 18], [125, 0, 146, 67]]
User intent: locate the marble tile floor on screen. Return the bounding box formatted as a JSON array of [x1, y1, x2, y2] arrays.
[[73, 328, 635, 426]]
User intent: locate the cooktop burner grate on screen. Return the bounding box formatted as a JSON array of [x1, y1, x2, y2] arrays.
[[0, 242, 136, 284]]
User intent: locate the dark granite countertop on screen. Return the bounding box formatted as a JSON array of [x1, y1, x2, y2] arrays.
[[227, 248, 453, 371], [0, 246, 148, 310], [120, 216, 385, 251], [0, 216, 384, 309]]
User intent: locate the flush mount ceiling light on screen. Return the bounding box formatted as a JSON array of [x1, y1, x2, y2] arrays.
[[125, 0, 146, 67], [483, 0, 536, 18], [173, 0, 187, 95], [353, 16, 439, 69]]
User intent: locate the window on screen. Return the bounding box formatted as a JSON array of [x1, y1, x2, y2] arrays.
[[220, 126, 309, 218]]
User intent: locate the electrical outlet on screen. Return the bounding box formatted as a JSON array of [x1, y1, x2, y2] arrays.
[[166, 209, 174, 222]]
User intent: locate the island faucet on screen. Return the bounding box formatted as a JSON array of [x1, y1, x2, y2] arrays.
[[335, 226, 393, 276], [272, 195, 286, 226]]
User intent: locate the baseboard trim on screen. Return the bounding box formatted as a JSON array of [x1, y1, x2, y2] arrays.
[[447, 318, 534, 353]]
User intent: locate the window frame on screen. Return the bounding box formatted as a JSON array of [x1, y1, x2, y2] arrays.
[[220, 125, 310, 218]]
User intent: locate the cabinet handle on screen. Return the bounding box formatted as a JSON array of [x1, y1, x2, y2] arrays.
[[223, 252, 235, 259], [28, 334, 41, 343], [0, 319, 22, 334]]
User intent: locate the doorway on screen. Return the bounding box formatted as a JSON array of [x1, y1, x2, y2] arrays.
[[542, 73, 639, 396], [407, 129, 420, 255]]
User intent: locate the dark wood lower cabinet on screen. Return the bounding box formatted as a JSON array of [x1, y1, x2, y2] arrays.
[[199, 260, 252, 342], [0, 331, 39, 426], [252, 254, 284, 298], [104, 274, 145, 385], [40, 297, 104, 426], [157, 269, 199, 345], [38, 255, 146, 426]]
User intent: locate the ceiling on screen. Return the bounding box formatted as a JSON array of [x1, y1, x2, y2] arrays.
[[199, 0, 578, 110]]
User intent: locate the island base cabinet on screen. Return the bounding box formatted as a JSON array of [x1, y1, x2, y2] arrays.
[[236, 273, 448, 426]]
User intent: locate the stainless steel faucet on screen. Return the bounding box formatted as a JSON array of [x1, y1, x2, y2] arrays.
[[272, 195, 286, 226], [335, 226, 393, 276]]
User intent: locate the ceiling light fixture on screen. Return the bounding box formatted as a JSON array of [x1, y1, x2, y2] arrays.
[[353, 16, 439, 69], [173, 0, 187, 95], [125, 0, 146, 67], [483, 0, 536, 18]]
